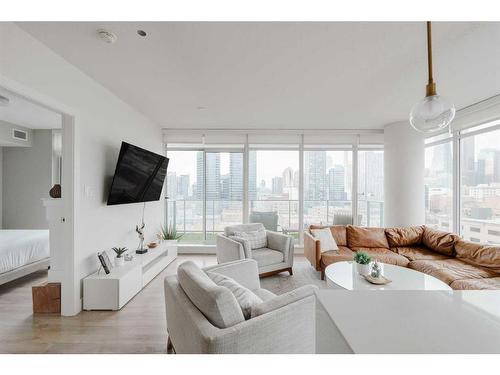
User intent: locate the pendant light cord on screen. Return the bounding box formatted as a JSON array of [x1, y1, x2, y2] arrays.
[[426, 21, 437, 96], [427, 21, 433, 84]]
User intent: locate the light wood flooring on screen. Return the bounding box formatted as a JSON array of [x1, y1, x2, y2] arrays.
[[0, 255, 326, 354]]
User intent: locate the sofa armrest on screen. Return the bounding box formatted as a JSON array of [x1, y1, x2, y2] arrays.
[[210, 289, 317, 353], [304, 231, 321, 271], [204, 259, 260, 291], [266, 230, 293, 263], [216, 234, 247, 264]]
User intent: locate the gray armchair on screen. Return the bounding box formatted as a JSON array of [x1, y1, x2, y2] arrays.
[[216, 223, 294, 277], [164, 259, 316, 353]]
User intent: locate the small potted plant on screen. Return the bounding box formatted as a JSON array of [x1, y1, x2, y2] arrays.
[[157, 224, 183, 244], [353, 251, 372, 275], [112, 247, 128, 267]]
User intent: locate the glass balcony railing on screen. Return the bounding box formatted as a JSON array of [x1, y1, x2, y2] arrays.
[[167, 199, 384, 244]]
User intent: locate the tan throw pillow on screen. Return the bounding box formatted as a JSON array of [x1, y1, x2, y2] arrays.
[[311, 228, 339, 253], [207, 271, 262, 320]]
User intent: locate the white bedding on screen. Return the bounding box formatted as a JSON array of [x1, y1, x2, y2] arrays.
[[0, 230, 50, 274]]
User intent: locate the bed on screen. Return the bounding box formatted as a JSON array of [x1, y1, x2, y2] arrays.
[[0, 230, 50, 285]]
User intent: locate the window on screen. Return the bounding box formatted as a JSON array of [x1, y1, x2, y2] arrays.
[[425, 141, 453, 231], [488, 230, 500, 236], [303, 150, 352, 227], [358, 150, 384, 227], [166, 150, 203, 243], [249, 150, 299, 241], [460, 127, 500, 244]]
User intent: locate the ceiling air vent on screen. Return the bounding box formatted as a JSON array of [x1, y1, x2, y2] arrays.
[[12, 128, 28, 141]]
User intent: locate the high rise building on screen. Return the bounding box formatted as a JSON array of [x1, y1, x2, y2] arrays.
[[177, 174, 190, 199], [272, 176, 284, 194], [196, 151, 221, 200], [304, 151, 326, 200], [167, 172, 177, 200], [229, 153, 243, 200], [328, 165, 346, 201], [248, 151, 257, 200], [221, 174, 230, 200], [282, 167, 293, 188]]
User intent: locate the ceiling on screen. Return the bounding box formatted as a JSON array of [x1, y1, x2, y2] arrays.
[[17, 22, 500, 130], [0, 86, 62, 129]]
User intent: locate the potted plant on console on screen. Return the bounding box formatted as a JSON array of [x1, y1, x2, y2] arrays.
[[112, 247, 128, 267], [157, 224, 182, 255], [353, 251, 372, 276]]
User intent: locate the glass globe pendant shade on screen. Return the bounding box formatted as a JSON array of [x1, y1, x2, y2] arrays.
[[409, 94, 456, 133]]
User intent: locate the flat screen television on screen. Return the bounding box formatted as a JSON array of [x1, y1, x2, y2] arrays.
[[107, 142, 169, 205]]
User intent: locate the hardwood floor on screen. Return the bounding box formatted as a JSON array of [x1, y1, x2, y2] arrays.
[[0, 254, 324, 354]]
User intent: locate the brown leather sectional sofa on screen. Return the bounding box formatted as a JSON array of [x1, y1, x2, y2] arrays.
[[304, 224, 500, 290]]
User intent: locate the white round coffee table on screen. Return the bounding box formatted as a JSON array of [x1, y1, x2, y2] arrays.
[[325, 261, 452, 291]]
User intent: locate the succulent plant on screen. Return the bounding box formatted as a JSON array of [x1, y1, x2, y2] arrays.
[[112, 247, 128, 258], [353, 251, 371, 265]]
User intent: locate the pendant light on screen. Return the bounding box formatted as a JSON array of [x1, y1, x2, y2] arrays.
[[410, 22, 455, 133]]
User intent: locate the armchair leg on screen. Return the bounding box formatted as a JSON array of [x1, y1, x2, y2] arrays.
[[167, 336, 176, 354], [321, 269, 325, 281], [288, 267, 293, 276]]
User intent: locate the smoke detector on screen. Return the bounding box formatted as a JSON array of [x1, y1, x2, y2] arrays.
[[97, 29, 117, 44], [0, 94, 9, 106]]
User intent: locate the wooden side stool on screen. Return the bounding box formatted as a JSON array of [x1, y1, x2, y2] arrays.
[[32, 282, 61, 314]]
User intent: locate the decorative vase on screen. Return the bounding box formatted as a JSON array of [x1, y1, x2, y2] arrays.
[[49, 184, 62, 198], [115, 257, 124, 267], [355, 262, 371, 276]]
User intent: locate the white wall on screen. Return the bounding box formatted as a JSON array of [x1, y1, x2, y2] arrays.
[[0, 23, 164, 314], [0, 146, 2, 228], [2, 129, 52, 229], [384, 121, 425, 227]]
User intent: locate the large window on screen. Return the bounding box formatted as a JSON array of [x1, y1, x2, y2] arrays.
[[166, 150, 203, 243], [460, 128, 500, 244], [303, 150, 353, 227], [358, 150, 384, 227], [165, 132, 385, 246], [249, 150, 299, 240], [425, 141, 453, 231]]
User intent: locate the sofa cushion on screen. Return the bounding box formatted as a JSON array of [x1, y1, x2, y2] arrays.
[[320, 246, 354, 267], [309, 225, 347, 246], [347, 226, 389, 249], [393, 246, 448, 261], [350, 247, 410, 267], [207, 271, 263, 320], [422, 227, 459, 256], [250, 285, 318, 318], [251, 248, 284, 267], [177, 261, 245, 328], [450, 277, 500, 290], [454, 239, 500, 272], [408, 259, 499, 285], [233, 229, 267, 249], [385, 226, 425, 247], [310, 228, 338, 253]]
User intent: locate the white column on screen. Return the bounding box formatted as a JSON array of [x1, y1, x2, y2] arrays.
[[384, 121, 425, 227]]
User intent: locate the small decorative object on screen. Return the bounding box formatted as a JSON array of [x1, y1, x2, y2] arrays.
[[136, 222, 147, 254], [124, 254, 134, 262], [98, 251, 113, 274], [353, 251, 372, 276], [371, 260, 382, 278], [49, 184, 62, 198], [157, 223, 183, 243], [147, 242, 158, 249], [363, 274, 392, 285], [112, 247, 128, 267]]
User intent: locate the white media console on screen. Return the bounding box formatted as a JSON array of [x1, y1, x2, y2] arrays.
[[83, 242, 177, 310]]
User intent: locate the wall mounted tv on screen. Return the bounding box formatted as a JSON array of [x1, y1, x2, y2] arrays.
[[107, 142, 169, 205]]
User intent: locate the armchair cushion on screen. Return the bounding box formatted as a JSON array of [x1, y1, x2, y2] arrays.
[[252, 248, 284, 267], [233, 229, 267, 249], [177, 261, 245, 328], [207, 271, 263, 319], [250, 285, 318, 318], [225, 223, 265, 236], [227, 235, 252, 258]]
